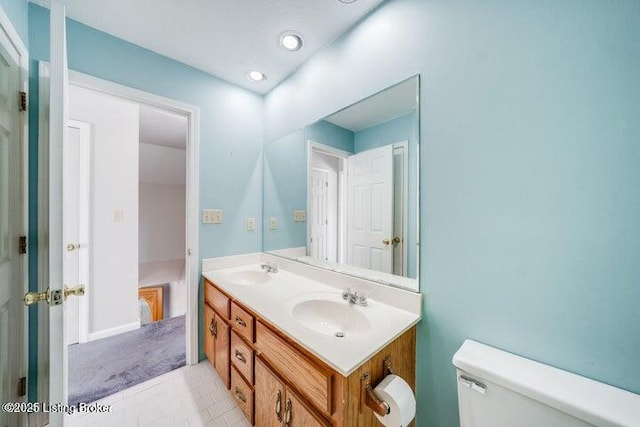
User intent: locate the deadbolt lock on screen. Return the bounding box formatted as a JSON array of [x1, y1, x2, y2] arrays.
[[64, 284, 85, 300]]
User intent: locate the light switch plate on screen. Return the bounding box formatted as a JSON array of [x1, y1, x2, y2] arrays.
[[270, 217, 277, 230], [203, 209, 223, 224], [247, 217, 256, 231], [293, 210, 306, 222]]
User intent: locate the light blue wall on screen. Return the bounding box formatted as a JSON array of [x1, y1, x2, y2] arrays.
[[305, 120, 354, 152], [28, 3, 263, 399], [0, 0, 27, 46], [355, 112, 418, 279], [263, 129, 307, 250], [265, 1, 640, 426]]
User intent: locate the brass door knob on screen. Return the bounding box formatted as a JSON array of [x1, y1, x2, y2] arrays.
[[24, 289, 50, 306], [64, 284, 85, 300], [66, 243, 79, 251], [392, 236, 401, 246], [382, 239, 391, 246]]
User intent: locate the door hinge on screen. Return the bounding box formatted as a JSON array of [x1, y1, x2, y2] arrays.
[[19, 91, 27, 112], [19, 236, 27, 254], [18, 377, 26, 397]]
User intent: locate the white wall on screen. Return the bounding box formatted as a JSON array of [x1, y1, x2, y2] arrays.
[[139, 181, 186, 263], [69, 85, 140, 338]]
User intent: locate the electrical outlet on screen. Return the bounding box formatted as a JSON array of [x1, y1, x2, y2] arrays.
[[293, 210, 306, 222], [270, 217, 277, 230], [247, 217, 256, 231], [203, 209, 223, 224]]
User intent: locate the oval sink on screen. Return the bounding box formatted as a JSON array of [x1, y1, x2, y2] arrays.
[[223, 270, 271, 286], [291, 298, 370, 338]]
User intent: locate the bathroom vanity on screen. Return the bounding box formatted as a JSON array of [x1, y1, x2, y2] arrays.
[[202, 257, 421, 427]]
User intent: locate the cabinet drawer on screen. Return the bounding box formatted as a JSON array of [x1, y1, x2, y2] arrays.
[[231, 331, 254, 384], [256, 321, 333, 414], [205, 280, 230, 319], [231, 302, 255, 343], [231, 366, 254, 424]]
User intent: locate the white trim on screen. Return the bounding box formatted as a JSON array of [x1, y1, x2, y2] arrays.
[[66, 120, 91, 344], [87, 321, 140, 342], [36, 61, 50, 427], [66, 69, 201, 366], [392, 140, 409, 277], [0, 6, 29, 427]]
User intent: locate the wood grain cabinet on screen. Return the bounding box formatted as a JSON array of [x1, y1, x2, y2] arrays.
[[255, 357, 331, 427], [203, 278, 416, 427], [204, 283, 231, 389]]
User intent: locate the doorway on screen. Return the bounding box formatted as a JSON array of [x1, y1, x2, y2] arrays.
[[37, 66, 200, 411]]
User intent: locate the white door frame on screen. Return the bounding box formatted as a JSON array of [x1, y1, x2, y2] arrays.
[[65, 120, 91, 344], [392, 141, 409, 276], [306, 141, 350, 261], [37, 66, 200, 406], [0, 5, 28, 426]]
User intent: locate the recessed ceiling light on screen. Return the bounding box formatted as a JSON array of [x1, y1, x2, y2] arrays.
[[280, 33, 303, 52], [247, 71, 267, 83]]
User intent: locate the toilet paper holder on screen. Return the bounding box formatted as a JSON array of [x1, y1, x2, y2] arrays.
[[360, 357, 394, 417]]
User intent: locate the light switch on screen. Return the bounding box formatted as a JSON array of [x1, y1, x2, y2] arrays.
[[270, 217, 277, 230], [293, 210, 306, 222], [247, 217, 256, 231], [203, 209, 223, 224]]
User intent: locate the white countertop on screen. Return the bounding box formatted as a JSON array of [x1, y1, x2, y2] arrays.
[[202, 262, 421, 377]]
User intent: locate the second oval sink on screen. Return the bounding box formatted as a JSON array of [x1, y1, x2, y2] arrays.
[[291, 297, 371, 338]]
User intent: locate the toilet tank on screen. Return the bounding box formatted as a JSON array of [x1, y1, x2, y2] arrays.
[[452, 340, 640, 427]]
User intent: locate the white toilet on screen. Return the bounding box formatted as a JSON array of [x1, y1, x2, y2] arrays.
[[453, 340, 640, 427]]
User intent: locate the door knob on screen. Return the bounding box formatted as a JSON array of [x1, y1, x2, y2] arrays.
[[24, 288, 50, 306], [382, 239, 391, 246], [64, 284, 85, 300], [66, 243, 80, 251], [392, 236, 401, 246]]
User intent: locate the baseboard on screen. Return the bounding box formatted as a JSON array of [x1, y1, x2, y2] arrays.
[[88, 321, 140, 341]]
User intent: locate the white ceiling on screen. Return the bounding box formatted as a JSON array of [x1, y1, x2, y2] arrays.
[[324, 77, 417, 132], [34, 0, 386, 95], [139, 104, 187, 149]]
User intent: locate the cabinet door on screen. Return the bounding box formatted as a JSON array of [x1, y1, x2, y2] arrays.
[[204, 304, 215, 364], [255, 358, 285, 427], [214, 313, 231, 389], [287, 388, 332, 427]]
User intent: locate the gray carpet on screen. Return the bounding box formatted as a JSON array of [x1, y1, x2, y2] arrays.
[[68, 315, 185, 405]]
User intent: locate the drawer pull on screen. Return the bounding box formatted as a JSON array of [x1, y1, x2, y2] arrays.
[[209, 319, 217, 337], [235, 316, 247, 327], [284, 398, 292, 427], [275, 390, 282, 422], [234, 349, 246, 364], [234, 387, 247, 403]]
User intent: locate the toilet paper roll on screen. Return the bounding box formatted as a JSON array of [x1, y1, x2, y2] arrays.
[[373, 374, 416, 427]]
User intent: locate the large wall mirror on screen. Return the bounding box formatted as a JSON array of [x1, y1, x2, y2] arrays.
[[263, 76, 420, 291]]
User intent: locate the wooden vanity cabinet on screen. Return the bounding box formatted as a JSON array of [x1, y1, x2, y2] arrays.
[[204, 281, 231, 389], [203, 278, 416, 427], [255, 357, 331, 427]]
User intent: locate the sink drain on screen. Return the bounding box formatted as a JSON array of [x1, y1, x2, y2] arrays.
[[335, 332, 345, 338]]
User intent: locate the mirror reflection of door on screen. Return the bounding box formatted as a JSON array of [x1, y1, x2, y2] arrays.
[[347, 144, 394, 273], [308, 142, 409, 275], [309, 150, 343, 263]]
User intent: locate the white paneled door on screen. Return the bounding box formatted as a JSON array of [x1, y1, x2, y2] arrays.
[[0, 12, 25, 427], [347, 145, 394, 273], [49, 2, 74, 425]]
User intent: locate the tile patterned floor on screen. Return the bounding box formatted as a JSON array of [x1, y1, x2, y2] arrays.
[[65, 362, 251, 427]]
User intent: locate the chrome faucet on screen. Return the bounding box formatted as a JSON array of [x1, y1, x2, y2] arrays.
[[261, 262, 278, 273], [342, 288, 368, 306]]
